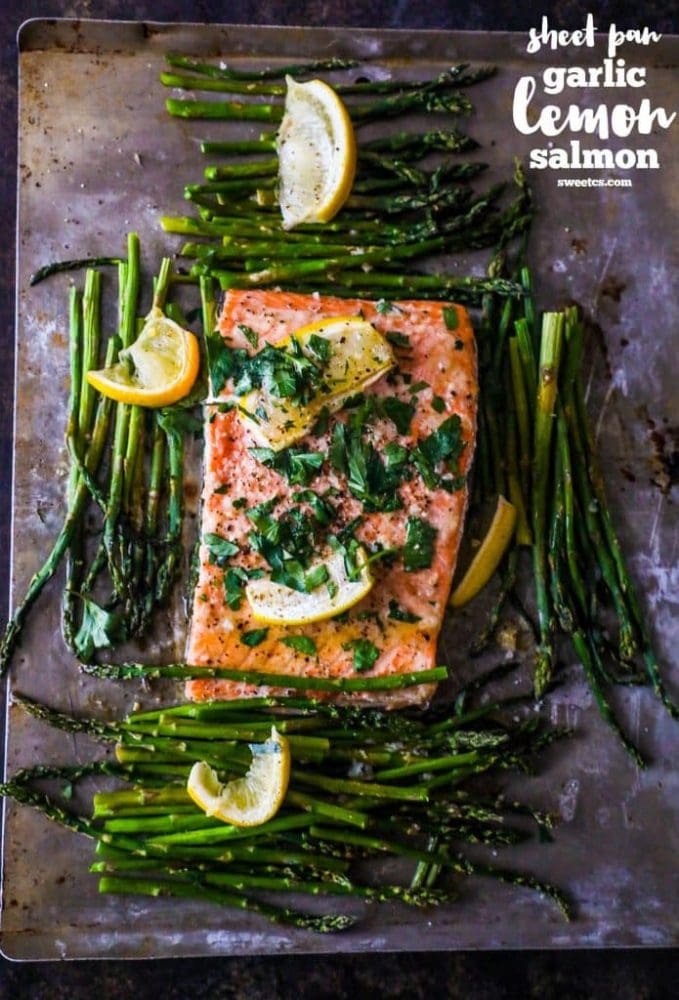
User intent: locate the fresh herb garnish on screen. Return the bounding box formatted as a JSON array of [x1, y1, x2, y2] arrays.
[[386, 330, 410, 348], [383, 442, 409, 470], [238, 323, 259, 349], [431, 395, 446, 413], [307, 333, 332, 364], [206, 331, 248, 395], [381, 396, 415, 435], [408, 380, 430, 394], [208, 334, 332, 406], [213, 483, 230, 495], [342, 638, 380, 672], [304, 563, 330, 591], [247, 501, 319, 593], [388, 598, 422, 623], [233, 497, 248, 510], [311, 405, 331, 437], [240, 628, 269, 647], [403, 516, 437, 572], [377, 299, 400, 315], [224, 566, 248, 610], [292, 489, 335, 525], [411, 414, 464, 491], [281, 635, 317, 657], [204, 532, 239, 567], [73, 596, 125, 661], [249, 446, 325, 487], [443, 307, 459, 331]]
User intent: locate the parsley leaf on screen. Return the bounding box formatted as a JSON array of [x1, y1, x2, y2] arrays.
[[381, 396, 415, 435], [238, 323, 259, 349], [204, 532, 239, 567], [411, 414, 464, 490], [408, 380, 430, 394], [385, 330, 410, 348], [342, 638, 380, 672], [73, 596, 126, 661], [305, 563, 330, 591], [383, 441, 409, 470], [249, 446, 325, 487], [403, 516, 437, 572], [206, 331, 247, 395], [431, 395, 446, 413], [281, 635, 317, 656], [240, 628, 269, 647], [292, 489, 335, 525], [307, 333, 332, 364], [443, 307, 459, 331], [388, 598, 422, 623], [377, 299, 400, 315]]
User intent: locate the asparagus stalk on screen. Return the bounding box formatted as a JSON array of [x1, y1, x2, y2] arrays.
[[531, 312, 564, 697]]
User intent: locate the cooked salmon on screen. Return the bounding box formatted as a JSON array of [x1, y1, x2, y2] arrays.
[[185, 290, 477, 707]]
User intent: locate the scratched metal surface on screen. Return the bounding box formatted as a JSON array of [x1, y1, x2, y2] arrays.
[[1, 19, 677, 959]]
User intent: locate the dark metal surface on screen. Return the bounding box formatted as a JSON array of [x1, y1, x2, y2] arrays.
[[1, 12, 678, 967]]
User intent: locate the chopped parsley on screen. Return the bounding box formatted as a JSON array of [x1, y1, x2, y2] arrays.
[[207, 333, 333, 406], [431, 395, 446, 413], [292, 489, 335, 525], [408, 380, 430, 394], [381, 396, 415, 435], [388, 598, 422, 623], [238, 323, 259, 349], [377, 299, 400, 315], [304, 563, 330, 591], [403, 516, 437, 572], [443, 307, 459, 331], [383, 442, 409, 471], [203, 532, 239, 567], [342, 637, 380, 672], [205, 331, 248, 395], [307, 333, 332, 364], [213, 483, 230, 495], [311, 405, 331, 437], [247, 500, 320, 594], [411, 414, 465, 491], [385, 330, 410, 348], [224, 567, 247, 610], [281, 635, 317, 657], [233, 497, 248, 510], [240, 628, 269, 647], [249, 446, 325, 487]]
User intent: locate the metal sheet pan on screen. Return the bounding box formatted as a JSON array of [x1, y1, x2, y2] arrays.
[[2, 18, 677, 959]]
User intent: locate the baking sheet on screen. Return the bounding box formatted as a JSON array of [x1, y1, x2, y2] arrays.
[[2, 18, 677, 959]]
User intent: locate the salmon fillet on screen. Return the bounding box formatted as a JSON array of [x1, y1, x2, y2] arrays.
[[185, 290, 477, 707]]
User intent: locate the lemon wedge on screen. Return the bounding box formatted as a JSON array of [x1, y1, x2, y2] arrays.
[[86, 307, 200, 407], [450, 495, 517, 608], [187, 727, 291, 827], [246, 547, 373, 626], [277, 75, 357, 229], [240, 315, 393, 451]]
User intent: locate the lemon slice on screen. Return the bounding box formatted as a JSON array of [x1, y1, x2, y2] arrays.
[[87, 307, 200, 407], [240, 315, 393, 451], [187, 727, 291, 827], [450, 495, 517, 608], [246, 547, 373, 626], [277, 75, 357, 229]]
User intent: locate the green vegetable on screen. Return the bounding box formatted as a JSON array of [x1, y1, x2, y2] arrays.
[[240, 628, 269, 647], [403, 517, 437, 572], [342, 638, 381, 673], [281, 635, 317, 657]]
